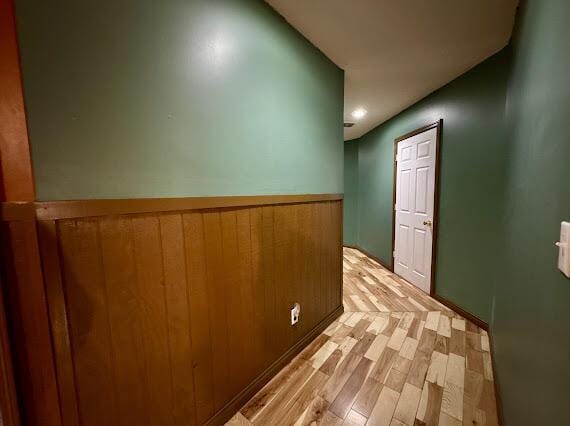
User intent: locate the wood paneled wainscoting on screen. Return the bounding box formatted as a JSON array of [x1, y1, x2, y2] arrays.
[[0, 194, 343, 425]]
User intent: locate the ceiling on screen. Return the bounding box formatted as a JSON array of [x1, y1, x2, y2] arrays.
[[265, 0, 519, 140]]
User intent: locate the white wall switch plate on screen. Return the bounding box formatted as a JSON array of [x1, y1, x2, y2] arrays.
[[557, 221, 570, 278]]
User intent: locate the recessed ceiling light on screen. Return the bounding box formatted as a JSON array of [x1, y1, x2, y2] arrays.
[[351, 108, 367, 120]]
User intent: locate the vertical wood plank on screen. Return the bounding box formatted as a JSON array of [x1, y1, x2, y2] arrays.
[[323, 202, 334, 314], [318, 203, 328, 322], [99, 216, 148, 425], [249, 207, 266, 370], [221, 209, 247, 397], [202, 210, 230, 410], [131, 215, 174, 425], [183, 212, 214, 423], [331, 201, 343, 308], [37, 220, 80, 426], [295, 203, 310, 339], [159, 213, 196, 425], [306, 202, 319, 331], [261, 206, 277, 367], [273, 204, 295, 352], [58, 219, 118, 426], [236, 208, 262, 383]]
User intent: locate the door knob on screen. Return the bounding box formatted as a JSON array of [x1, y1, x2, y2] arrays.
[[423, 219, 432, 227]]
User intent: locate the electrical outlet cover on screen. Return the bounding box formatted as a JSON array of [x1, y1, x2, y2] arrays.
[[291, 303, 300, 325]]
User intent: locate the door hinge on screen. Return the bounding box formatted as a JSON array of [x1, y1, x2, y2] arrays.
[[393, 250, 396, 258]]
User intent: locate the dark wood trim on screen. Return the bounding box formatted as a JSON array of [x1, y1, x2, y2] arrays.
[[343, 244, 393, 272], [0, 275, 20, 426], [390, 143, 398, 271], [394, 121, 442, 143], [205, 304, 344, 426], [339, 200, 345, 305], [0, 2, 38, 420], [1, 219, 62, 425], [0, 202, 35, 221], [431, 120, 444, 298], [35, 193, 343, 220], [391, 120, 443, 296], [0, 0, 36, 202], [432, 295, 488, 331]]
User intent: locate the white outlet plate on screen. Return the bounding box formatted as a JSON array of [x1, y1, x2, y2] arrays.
[[291, 303, 300, 325], [558, 221, 570, 278]]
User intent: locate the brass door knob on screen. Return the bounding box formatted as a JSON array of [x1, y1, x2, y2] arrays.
[[423, 219, 432, 226]]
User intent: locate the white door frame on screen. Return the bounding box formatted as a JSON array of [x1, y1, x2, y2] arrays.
[[391, 120, 442, 295]]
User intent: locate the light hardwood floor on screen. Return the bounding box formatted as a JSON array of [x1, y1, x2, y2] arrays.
[[228, 247, 498, 426]]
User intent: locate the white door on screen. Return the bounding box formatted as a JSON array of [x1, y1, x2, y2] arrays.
[[394, 127, 438, 293]]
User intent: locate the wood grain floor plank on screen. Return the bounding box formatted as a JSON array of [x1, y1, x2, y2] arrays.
[[368, 386, 400, 426], [426, 352, 448, 387], [329, 357, 373, 419], [449, 329, 465, 357], [293, 396, 329, 425], [384, 367, 407, 393], [320, 349, 344, 376], [342, 409, 367, 426], [370, 348, 398, 383], [364, 334, 389, 361], [312, 341, 340, 370], [415, 381, 443, 426], [351, 332, 376, 356], [440, 354, 465, 421], [393, 382, 422, 425], [226, 412, 252, 425], [240, 357, 306, 420], [252, 361, 315, 424], [275, 370, 330, 426], [437, 412, 461, 426], [417, 329, 437, 354], [406, 349, 431, 389], [321, 411, 344, 425], [352, 377, 383, 418], [231, 248, 497, 426]]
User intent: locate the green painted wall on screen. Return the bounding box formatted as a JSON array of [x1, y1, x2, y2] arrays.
[[343, 141, 358, 245], [15, 0, 344, 200], [492, 1, 570, 424], [353, 50, 511, 322], [345, 2, 570, 421]]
